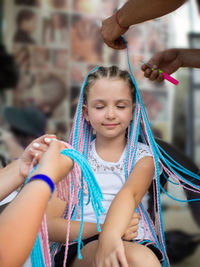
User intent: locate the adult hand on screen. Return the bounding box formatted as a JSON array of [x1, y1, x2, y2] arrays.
[[19, 134, 56, 182], [101, 14, 128, 50], [35, 139, 73, 184], [122, 212, 140, 241], [141, 49, 182, 82], [94, 234, 128, 267]]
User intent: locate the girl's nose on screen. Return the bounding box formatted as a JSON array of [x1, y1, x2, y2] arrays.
[[105, 107, 115, 119]]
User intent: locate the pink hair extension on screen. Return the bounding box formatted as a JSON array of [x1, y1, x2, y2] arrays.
[[40, 215, 51, 266]]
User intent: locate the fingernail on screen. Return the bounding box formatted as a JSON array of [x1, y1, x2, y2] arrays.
[[44, 137, 51, 143], [33, 142, 40, 148], [35, 152, 39, 157]]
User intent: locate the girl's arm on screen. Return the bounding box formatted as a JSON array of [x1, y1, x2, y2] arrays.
[[95, 156, 154, 267], [47, 196, 140, 243], [46, 195, 103, 243]]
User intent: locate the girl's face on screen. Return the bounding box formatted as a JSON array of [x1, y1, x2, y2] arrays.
[[83, 78, 134, 140]]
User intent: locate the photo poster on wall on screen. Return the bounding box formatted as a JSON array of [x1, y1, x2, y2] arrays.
[[4, 0, 174, 142]]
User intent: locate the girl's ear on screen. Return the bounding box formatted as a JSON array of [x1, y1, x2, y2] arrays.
[[82, 104, 90, 122]]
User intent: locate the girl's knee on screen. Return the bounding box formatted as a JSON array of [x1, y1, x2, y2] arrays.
[[124, 242, 161, 267]]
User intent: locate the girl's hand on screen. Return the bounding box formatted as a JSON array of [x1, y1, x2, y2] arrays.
[[94, 234, 128, 267], [19, 134, 56, 182], [122, 212, 140, 241]]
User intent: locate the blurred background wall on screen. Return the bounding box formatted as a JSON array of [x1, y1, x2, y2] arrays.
[[1, 0, 176, 144]]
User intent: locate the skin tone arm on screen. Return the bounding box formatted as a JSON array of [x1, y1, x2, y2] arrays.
[[142, 48, 200, 82], [0, 160, 23, 201], [94, 156, 154, 267], [0, 140, 73, 267], [47, 195, 103, 243], [101, 0, 187, 49], [46, 195, 140, 243], [0, 134, 56, 201]]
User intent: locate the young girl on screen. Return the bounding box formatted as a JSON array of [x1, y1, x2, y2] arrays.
[[47, 66, 165, 266]]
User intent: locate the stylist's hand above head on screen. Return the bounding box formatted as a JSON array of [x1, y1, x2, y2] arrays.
[[34, 139, 73, 184], [141, 49, 182, 82], [101, 11, 128, 50], [101, 0, 186, 50]]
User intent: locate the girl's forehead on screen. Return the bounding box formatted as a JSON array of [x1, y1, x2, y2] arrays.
[[89, 78, 131, 95]]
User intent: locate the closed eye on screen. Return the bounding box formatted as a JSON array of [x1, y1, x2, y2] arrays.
[[95, 106, 104, 109], [117, 106, 126, 109]]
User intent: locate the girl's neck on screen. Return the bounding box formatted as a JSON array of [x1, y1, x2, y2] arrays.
[[95, 134, 126, 162]]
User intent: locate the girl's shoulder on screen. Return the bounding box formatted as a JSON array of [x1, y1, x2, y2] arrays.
[[135, 142, 152, 164]]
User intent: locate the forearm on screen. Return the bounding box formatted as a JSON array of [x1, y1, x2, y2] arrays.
[[178, 49, 200, 68], [100, 188, 136, 239], [0, 180, 51, 267], [48, 217, 102, 243], [118, 0, 186, 28], [0, 160, 24, 201], [69, 221, 102, 242]]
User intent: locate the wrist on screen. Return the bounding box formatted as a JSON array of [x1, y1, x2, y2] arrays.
[[173, 48, 184, 68], [115, 9, 129, 30], [99, 229, 121, 241], [28, 173, 55, 196], [16, 159, 26, 186]]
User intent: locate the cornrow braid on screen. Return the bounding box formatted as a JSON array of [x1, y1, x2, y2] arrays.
[[84, 66, 136, 104]]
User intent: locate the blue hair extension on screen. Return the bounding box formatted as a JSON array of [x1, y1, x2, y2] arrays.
[[30, 234, 46, 267]]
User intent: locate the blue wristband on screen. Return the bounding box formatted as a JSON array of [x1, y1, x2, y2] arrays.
[[29, 174, 55, 194]]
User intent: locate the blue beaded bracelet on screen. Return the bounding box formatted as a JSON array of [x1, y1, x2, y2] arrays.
[[28, 174, 55, 194]]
